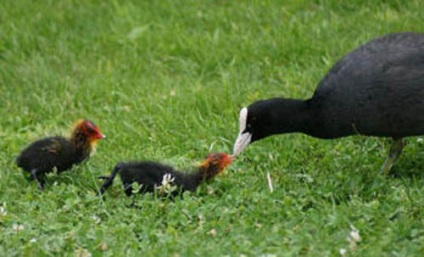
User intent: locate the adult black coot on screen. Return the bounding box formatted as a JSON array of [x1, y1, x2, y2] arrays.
[[233, 32, 424, 174]]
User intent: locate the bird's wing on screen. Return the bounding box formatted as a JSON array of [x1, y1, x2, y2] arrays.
[[314, 33, 424, 99], [40, 138, 63, 155]]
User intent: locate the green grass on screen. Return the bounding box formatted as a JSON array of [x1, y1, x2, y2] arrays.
[[1, 0, 424, 256]]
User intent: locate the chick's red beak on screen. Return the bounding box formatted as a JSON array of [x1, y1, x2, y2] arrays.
[[220, 154, 234, 168], [92, 131, 106, 140]]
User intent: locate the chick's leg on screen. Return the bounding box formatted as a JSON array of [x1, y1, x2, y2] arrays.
[[97, 176, 114, 195], [31, 169, 45, 190]]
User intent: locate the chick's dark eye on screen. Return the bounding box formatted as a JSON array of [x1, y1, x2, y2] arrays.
[[83, 121, 97, 134]]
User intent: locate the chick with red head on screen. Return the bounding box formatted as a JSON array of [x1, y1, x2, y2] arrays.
[[98, 153, 233, 197], [16, 119, 105, 189]]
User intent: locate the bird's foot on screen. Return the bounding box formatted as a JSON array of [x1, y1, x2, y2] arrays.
[[380, 138, 405, 175], [31, 169, 45, 190], [37, 182, 45, 191]]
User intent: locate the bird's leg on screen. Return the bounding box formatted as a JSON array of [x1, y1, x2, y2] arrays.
[[97, 176, 114, 196], [123, 183, 133, 196], [31, 169, 45, 190], [380, 138, 405, 175]]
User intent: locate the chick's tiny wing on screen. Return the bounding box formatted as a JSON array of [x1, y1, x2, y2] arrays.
[[41, 138, 63, 155]]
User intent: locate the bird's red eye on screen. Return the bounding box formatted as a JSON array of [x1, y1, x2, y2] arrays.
[[208, 153, 219, 160], [81, 120, 103, 138], [84, 121, 96, 133]]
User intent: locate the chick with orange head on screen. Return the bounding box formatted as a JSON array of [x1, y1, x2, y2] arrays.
[[98, 153, 233, 197], [16, 119, 105, 190]]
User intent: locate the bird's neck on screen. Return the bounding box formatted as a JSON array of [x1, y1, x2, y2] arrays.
[[199, 164, 222, 181], [70, 131, 93, 156], [269, 99, 316, 136], [282, 99, 342, 138], [294, 99, 323, 137], [299, 98, 354, 139], [183, 165, 221, 190]]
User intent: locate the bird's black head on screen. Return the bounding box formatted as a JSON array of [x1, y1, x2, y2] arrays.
[[233, 98, 305, 156]]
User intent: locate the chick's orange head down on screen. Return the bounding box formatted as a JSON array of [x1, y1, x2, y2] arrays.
[[200, 152, 233, 171], [74, 119, 105, 141]]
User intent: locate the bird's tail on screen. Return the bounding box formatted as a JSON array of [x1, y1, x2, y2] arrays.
[[98, 162, 125, 195]]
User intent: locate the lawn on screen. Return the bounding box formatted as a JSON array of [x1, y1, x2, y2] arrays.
[[1, 0, 423, 256]]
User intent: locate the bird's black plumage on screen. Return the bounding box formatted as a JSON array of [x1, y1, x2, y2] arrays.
[[234, 32, 424, 173], [98, 153, 233, 197], [16, 120, 104, 189], [311, 32, 424, 139], [16, 137, 89, 174]]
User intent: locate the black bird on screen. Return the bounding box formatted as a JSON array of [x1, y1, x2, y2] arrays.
[[98, 153, 233, 197], [233, 32, 424, 174], [16, 120, 105, 189]]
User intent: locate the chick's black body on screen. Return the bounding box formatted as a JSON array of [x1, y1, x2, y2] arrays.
[[99, 153, 232, 197], [99, 162, 202, 196], [16, 137, 89, 175], [16, 120, 104, 189]]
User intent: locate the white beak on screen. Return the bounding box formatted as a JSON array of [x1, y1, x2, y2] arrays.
[[233, 132, 252, 156]]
